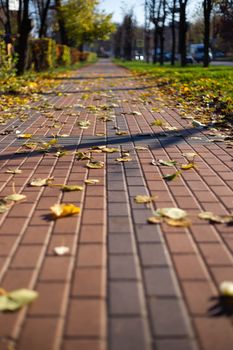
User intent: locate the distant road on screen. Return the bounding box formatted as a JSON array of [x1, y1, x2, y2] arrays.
[[211, 61, 233, 66]]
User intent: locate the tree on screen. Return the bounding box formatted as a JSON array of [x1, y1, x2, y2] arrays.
[[121, 10, 135, 60], [15, 0, 33, 74], [178, 0, 189, 66], [33, 0, 52, 38], [203, 0, 213, 67], [59, 0, 115, 50], [149, 0, 162, 64], [169, 0, 178, 65]]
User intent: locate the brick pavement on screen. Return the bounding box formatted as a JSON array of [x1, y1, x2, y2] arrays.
[[0, 59, 233, 350]]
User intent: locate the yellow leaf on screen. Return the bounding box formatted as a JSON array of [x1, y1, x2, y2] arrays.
[[5, 168, 22, 174], [61, 185, 83, 192], [116, 157, 132, 162], [17, 134, 32, 139], [85, 179, 100, 185], [151, 119, 163, 126], [147, 216, 163, 224], [78, 120, 91, 129], [86, 161, 104, 169], [198, 211, 233, 224], [0, 289, 38, 311], [75, 152, 92, 160], [165, 218, 191, 227], [116, 131, 128, 135], [0, 199, 12, 213], [219, 281, 233, 297], [181, 163, 195, 170], [163, 171, 181, 181], [50, 203, 80, 218], [5, 193, 26, 202], [29, 177, 54, 187], [135, 195, 156, 204], [54, 151, 68, 158], [134, 146, 148, 150]]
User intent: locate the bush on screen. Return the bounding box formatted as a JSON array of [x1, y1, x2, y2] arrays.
[[30, 38, 56, 71], [56, 44, 71, 66], [70, 48, 81, 65], [0, 40, 16, 80]]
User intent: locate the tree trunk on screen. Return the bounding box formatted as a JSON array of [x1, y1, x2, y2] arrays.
[[153, 25, 158, 64], [55, 0, 68, 44], [171, 0, 176, 65], [159, 28, 164, 65], [179, 2, 187, 66], [203, 0, 212, 67], [15, 0, 32, 75], [39, 0, 51, 38]]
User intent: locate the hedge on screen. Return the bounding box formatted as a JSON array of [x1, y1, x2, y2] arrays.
[[28, 38, 95, 71]]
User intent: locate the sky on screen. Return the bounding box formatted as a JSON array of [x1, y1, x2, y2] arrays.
[[98, 0, 145, 25], [98, 0, 201, 25]]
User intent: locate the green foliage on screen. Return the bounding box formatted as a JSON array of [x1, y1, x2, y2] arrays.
[[60, 0, 115, 48], [30, 38, 56, 71], [0, 40, 17, 80], [56, 44, 71, 66]]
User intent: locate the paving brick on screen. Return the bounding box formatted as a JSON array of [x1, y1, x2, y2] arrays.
[[166, 234, 196, 254], [110, 317, 149, 350], [194, 317, 233, 350], [108, 217, 131, 233], [173, 254, 208, 280], [77, 244, 106, 267], [109, 255, 139, 280], [109, 234, 135, 254], [17, 318, 62, 350], [149, 298, 192, 337], [135, 224, 162, 243], [39, 256, 72, 281], [29, 282, 68, 316], [66, 299, 106, 337], [63, 340, 106, 350], [109, 281, 142, 315], [144, 267, 179, 297], [11, 245, 44, 268], [139, 243, 169, 266], [199, 243, 232, 266], [71, 268, 106, 297], [156, 339, 197, 350]]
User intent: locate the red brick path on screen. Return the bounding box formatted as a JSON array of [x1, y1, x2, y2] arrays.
[[0, 60, 233, 350]]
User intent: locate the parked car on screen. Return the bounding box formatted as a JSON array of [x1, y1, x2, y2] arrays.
[[191, 44, 213, 63]]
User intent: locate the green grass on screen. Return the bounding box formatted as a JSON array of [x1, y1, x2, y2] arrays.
[[115, 60, 233, 124]]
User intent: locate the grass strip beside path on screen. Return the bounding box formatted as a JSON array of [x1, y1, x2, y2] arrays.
[[116, 60, 233, 133]]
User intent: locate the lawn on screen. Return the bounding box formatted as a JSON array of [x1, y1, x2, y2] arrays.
[[116, 60, 233, 130]]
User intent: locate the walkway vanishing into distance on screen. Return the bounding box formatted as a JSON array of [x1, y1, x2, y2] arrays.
[[0, 59, 233, 350]]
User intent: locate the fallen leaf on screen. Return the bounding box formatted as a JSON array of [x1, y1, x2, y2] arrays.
[[151, 119, 163, 126], [0, 289, 38, 311], [54, 246, 70, 256], [78, 120, 91, 129], [157, 207, 187, 220], [54, 150, 68, 158], [219, 281, 233, 297], [198, 211, 233, 224], [86, 161, 104, 169], [96, 133, 106, 136], [116, 157, 132, 162], [75, 151, 92, 160], [29, 177, 54, 187], [116, 131, 128, 135], [163, 171, 181, 181], [147, 216, 163, 224], [17, 134, 32, 139], [134, 146, 148, 151], [0, 199, 12, 213], [84, 179, 100, 185], [181, 163, 195, 170], [158, 159, 177, 166], [61, 185, 83, 192], [135, 195, 156, 204], [5, 193, 26, 202], [131, 111, 142, 116], [182, 152, 197, 162], [165, 218, 191, 227], [5, 168, 22, 174], [50, 203, 80, 218]]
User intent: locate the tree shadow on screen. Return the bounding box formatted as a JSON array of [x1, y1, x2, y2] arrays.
[[208, 296, 233, 317], [0, 126, 207, 162]]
